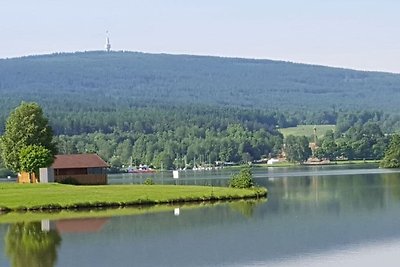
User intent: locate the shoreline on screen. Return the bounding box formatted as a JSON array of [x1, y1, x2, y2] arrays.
[[0, 160, 381, 178], [0, 199, 267, 224], [0, 184, 267, 213], [224, 160, 380, 169]]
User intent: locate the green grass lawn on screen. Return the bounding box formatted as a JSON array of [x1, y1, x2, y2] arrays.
[[279, 124, 335, 138], [0, 183, 266, 211]]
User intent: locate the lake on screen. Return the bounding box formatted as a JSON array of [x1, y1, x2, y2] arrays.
[[1, 165, 400, 267]]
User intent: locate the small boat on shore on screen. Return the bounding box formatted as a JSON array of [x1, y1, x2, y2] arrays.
[[128, 164, 156, 174]]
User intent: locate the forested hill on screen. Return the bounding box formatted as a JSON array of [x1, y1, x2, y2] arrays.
[[1, 51, 400, 168], [1, 51, 400, 114]]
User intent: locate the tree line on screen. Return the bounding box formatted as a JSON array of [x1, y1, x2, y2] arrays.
[[1, 102, 400, 175], [54, 124, 283, 170], [52, 108, 399, 169]]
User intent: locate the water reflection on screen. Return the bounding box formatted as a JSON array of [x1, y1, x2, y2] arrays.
[[4, 218, 110, 267], [2, 168, 400, 267], [383, 173, 400, 201], [0, 202, 263, 267], [229, 200, 260, 218], [5, 222, 61, 267], [54, 218, 109, 233], [264, 173, 400, 213]]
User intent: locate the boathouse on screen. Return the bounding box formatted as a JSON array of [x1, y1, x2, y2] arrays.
[[51, 154, 108, 185]]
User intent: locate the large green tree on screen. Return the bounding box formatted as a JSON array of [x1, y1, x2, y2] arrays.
[[19, 145, 54, 182], [380, 134, 400, 168], [0, 102, 56, 173], [285, 135, 312, 163]]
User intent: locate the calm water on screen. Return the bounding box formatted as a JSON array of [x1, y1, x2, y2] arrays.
[[2, 165, 400, 267]]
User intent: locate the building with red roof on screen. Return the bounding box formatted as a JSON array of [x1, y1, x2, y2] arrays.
[[52, 154, 108, 185]]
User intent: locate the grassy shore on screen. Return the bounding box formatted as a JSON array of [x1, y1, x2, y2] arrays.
[[0, 199, 267, 224], [0, 183, 266, 212]]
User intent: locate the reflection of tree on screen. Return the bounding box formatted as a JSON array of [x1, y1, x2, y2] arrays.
[[333, 175, 384, 211], [383, 173, 400, 200], [5, 222, 61, 267], [268, 174, 386, 213], [230, 200, 265, 218]]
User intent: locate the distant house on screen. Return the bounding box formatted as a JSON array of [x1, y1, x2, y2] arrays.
[[51, 154, 108, 185]]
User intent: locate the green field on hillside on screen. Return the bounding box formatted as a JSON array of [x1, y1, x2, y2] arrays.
[[279, 125, 336, 139]]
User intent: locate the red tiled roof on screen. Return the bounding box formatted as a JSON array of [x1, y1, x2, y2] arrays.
[[52, 154, 108, 169]]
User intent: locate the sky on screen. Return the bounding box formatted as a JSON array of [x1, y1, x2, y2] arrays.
[[1, 0, 400, 73]]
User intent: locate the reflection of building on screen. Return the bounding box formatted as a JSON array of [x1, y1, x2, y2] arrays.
[[52, 154, 108, 185], [56, 218, 109, 233], [41, 218, 109, 233]]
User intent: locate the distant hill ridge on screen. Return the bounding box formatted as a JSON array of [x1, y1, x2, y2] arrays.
[[0, 51, 400, 113]]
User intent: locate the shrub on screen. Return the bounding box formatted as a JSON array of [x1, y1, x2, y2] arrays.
[[144, 178, 155, 185], [229, 166, 254, 189], [59, 177, 81, 185]]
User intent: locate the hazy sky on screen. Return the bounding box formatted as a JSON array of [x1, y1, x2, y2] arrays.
[[1, 0, 400, 73]]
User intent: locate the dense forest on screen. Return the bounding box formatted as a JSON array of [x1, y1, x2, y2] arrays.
[[1, 51, 400, 115], [0, 51, 399, 170]]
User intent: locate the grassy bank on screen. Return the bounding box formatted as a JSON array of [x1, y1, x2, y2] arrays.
[[0, 184, 266, 212], [0, 199, 266, 224]]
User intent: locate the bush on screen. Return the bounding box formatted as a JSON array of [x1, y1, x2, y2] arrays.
[[229, 166, 254, 188], [59, 177, 81, 185], [144, 178, 155, 185]]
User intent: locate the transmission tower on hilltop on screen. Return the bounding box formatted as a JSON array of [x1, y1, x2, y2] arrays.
[[105, 31, 111, 52]]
